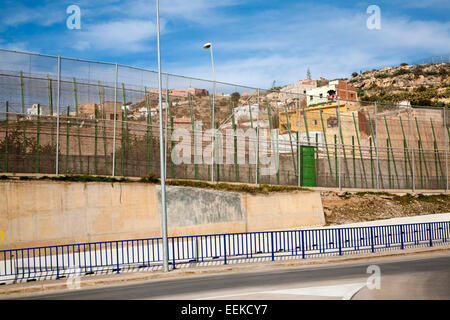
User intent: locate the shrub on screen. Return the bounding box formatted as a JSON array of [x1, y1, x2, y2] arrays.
[[231, 92, 241, 104], [424, 69, 438, 76], [140, 172, 160, 183], [351, 72, 359, 77], [393, 69, 410, 76], [374, 73, 388, 79], [412, 66, 424, 77], [415, 85, 427, 92]]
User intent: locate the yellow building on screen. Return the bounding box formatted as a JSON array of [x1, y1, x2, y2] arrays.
[[279, 103, 357, 132], [278, 103, 370, 147]]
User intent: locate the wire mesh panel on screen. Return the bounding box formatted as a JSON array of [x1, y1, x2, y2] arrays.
[[0, 48, 448, 191], [0, 51, 59, 174], [410, 106, 447, 190]]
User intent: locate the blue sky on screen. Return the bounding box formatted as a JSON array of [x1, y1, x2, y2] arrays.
[[1, 0, 449, 88]]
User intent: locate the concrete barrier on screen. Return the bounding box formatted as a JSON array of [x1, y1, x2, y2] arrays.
[[0, 180, 325, 250]]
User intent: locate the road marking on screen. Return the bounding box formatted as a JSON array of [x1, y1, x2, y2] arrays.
[[196, 282, 367, 300], [262, 282, 366, 300], [262, 282, 367, 300]]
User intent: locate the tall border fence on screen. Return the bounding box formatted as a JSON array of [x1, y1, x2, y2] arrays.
[[1, 48, 450, 191], [0, 221, 448, 284]]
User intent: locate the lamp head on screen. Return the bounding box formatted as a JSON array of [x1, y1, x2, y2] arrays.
[[203, 43, 212, 49]]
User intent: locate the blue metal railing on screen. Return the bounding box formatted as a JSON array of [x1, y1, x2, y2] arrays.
[[0, 221, 449, 284]]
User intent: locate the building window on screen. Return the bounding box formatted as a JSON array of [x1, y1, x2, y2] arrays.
[[312, 120, 318, 125], [319, 93, 323, 99], [310, 95, 313, 101], [327, 117, 338, 128]]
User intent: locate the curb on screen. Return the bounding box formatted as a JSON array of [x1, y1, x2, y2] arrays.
[[1, 245, 449, 299]]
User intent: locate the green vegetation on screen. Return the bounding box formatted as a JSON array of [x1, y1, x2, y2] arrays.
[[231, 92, 241, 105], [374, 72, 389, 79], [359, 85, 450, 108], [393, 68, 410, 76], [48, 175, 127, 183], [0, 174, 310, 194], [139, 172, 159, 183], [424, 69, 438, 76], [166, 179, 310, 194]]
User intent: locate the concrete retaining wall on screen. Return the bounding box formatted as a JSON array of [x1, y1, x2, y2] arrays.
[[0, 180, 325, 250]]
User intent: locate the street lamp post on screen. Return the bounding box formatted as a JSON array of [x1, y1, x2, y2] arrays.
[[203, 43, 216, 183], [156, 0, 169, 272]]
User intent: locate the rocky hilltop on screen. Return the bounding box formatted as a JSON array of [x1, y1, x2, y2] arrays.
[[345, 63, 450, 108]]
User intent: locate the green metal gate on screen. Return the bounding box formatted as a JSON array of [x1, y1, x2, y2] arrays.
[[300, 146, 316, 187]]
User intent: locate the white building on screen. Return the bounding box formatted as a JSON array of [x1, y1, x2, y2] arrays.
[[26, 104, 50, 116], [306, 80, 358, 106]]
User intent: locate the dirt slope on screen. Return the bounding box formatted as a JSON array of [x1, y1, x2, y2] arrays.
[[322, 191, 450, 225]]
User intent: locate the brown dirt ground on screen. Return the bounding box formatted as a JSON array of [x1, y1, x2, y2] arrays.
[[322, 191, 450, 225]]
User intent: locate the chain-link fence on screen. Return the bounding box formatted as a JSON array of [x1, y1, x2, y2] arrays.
[[411, 54, 450, 66], [0, 48, 449, 191]]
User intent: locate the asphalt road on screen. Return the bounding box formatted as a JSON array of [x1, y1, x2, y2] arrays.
[[14, 251, 450, 300]]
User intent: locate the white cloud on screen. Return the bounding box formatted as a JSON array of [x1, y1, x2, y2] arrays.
[[0, 38, 29, 52], [75, 0, 237, 25], [165, 4, 450, 88], [394, 0, 450, 9], [71, 19, 161, 53], [0, 3, 64, 27]]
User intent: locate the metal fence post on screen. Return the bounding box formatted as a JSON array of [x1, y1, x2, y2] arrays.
[[298, 94, 302, 186], [195, 237, 199, 262], [301, 230, 305, 259], [171, 238, 176, 269], [400, 225, 404, 250], [338, 229, 342, 256], [55, 56, 61, 175], [375, 102, 380, 190], [444, 107, 448, 192], [112, 63, 118, 177], [55, 246, 59, 280], [271, 232, 275, 261], [256, 89, 260, 185], [223, 234, 227, 265], [428, 223, 433, 247], [116, 241, 120, 274], [409, 106, 416, 192], [337, 98, 342, 190], [370, 227, 375, 253], [211, 78, 215, 184]]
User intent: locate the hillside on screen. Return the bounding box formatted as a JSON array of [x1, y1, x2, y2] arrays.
[[322, 191, 450, 225], [345, 63, 450, 108]]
